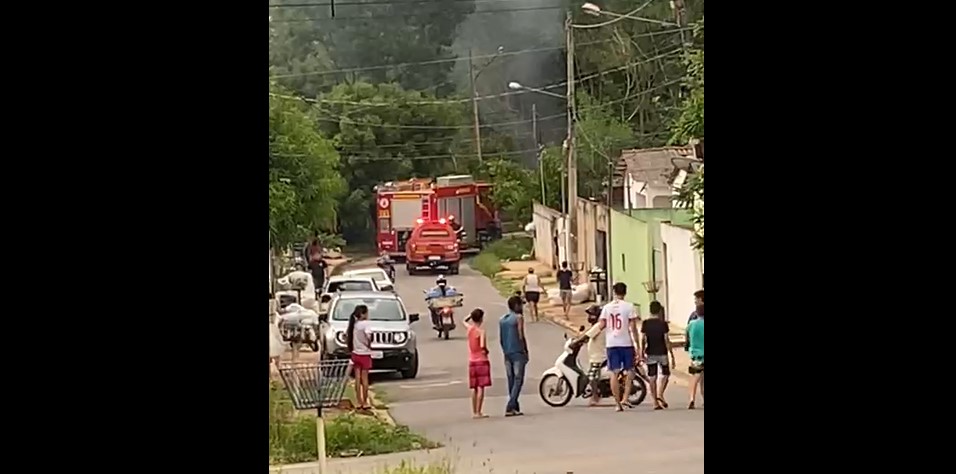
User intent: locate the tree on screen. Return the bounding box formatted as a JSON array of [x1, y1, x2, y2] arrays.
[[574, 92, 636, 200], [478, 158, 535, 224], [670, 18, 704, 252], [314, 82, 472, 242], [269, 84, 346, 249]]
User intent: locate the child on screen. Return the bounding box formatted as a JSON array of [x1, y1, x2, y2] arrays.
[[346, 304, 373, 413], [579, 305, 606, 407], [464, 308, 491, 419], [685, 303, 704, 409]]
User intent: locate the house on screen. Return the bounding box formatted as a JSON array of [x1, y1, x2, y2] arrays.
[[615, 140, 702, 210]]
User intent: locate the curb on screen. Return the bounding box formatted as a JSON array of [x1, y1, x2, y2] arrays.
[[368, 390, 396, 426]]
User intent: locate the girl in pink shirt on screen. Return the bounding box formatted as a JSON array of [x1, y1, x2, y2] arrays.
[[465, 308, 491, 419]]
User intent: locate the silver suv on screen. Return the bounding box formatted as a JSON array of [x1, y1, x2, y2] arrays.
[[322, 291, 420, 379]]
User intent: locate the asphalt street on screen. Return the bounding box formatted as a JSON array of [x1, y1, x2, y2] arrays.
[[354, 262, 705, 474]]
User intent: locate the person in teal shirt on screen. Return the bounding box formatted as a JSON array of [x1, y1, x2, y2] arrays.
[[685, 303, 704, 409]]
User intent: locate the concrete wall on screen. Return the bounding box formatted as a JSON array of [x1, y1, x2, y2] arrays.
[[661, 223, 703, 330], [532, 202, 563, 269], [574, 198, 609, 275], [609, 209, 651, 317]]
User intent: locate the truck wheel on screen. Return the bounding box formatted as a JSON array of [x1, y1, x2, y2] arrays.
[[400, 351, 419, 379], [406, 264, 416, 276], [449, 264, 459, 275]]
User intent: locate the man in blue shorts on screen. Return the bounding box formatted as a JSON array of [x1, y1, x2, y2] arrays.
[[595, 282, 641, 411]]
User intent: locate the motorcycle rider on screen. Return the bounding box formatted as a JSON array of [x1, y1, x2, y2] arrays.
[[447, 215, 465, 241], [376, 251, 395, 281], [577, 305, 607, 407], [425, 275, 459, 329]]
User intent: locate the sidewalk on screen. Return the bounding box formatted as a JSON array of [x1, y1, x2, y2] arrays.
[[497, 261, 694, 385]]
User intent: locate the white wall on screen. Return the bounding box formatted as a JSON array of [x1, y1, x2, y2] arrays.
[[532, 203, 564, 269], [661, 223, 703, 330], [623, 174, 674, 210]]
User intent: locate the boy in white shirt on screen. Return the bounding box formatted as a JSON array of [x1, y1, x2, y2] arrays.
[[595, 282, 641, 411]]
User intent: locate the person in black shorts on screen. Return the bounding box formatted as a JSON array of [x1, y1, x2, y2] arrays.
[[556, 261, 574, 319], [641, 301, 675, 410], [520, 267, 543, 322]]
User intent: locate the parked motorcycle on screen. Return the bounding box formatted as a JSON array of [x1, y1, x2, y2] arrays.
[[277, 304, 326, 353], [538, 328, 647, 408], [377, 254, 396, 281]]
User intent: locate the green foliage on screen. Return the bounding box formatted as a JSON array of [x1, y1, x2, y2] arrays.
[[477, 158, 535, 223], [670, 18, 703, 253], [483, 236, 533, 261], [269, 383, 435, 465], [575, 92, 637, 200], [377, 460, 454, 474], [674, 166, 703, 253], [537, 145, 565, 211], [270, 85, 347, 249], [471, 252, 504, 279], [670, 18, 704, 145]]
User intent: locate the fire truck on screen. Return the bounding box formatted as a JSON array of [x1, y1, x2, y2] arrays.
[[374, 175, 500, 259]]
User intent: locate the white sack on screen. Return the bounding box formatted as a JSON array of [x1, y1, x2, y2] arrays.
[[546, 283, 592, 305]]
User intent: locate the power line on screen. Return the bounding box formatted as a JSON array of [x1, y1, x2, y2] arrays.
[[271, 5, 563, 22], [313, 109, 566, 129], [271, 47, 683, 108], [269, 0, 545, 8], [272, 147, 540, 161], [268, 28, 689, 79]]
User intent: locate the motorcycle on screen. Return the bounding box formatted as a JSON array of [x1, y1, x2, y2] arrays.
[[377, 255, 396, 281], [424, 289, 462, 340], [538, 328, 647, 408], [277, 304, 326, 353]]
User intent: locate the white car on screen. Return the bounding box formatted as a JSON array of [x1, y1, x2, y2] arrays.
[[342, 267, 395, 292], [318, 275, 383, 314]]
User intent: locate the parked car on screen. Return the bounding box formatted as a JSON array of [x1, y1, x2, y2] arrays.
[[318, 275, 383, 314], [342, 267, 395, 292], [322, 291, 420, 379]]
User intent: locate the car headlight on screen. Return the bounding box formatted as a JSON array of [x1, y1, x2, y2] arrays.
[[393, 332, 407, 344], [335, 331, 347, 345]]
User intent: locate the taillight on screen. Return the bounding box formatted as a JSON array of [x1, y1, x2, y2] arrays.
[[445, 244, 455, 250], [411, 243, 417, 251]]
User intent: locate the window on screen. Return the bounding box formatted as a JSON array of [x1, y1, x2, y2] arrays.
[[332, 298, 405, 321], [420, 230, 450, 237], [326, 281, 374, 293], [378, 218, 391, 232]]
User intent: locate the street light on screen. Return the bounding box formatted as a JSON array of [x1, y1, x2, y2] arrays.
[[470, 45, 506, 165], [577, 2, 678, 27], [507, 81, 567, 100]]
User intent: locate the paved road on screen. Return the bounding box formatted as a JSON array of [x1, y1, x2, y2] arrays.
[[357, 262, 705, 474]]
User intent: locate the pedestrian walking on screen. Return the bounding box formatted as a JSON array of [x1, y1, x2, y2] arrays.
[[687, 290, 704, 323], [346, 304, 373, 413], [556, 261, 574, 319], [685, 303, 704, 409], [499, 295, 529, 416], [521, 267, 543, 322], [307, 237, 328, 292], [464, 308, 491, 419], [642, 301, 675, 410], [595, 282, 641, 412]]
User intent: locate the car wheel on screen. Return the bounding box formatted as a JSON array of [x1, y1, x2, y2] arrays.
[[401, 350, 419, 379]]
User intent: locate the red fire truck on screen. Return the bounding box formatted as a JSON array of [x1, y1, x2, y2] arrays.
[[374, 175, 500, 259]]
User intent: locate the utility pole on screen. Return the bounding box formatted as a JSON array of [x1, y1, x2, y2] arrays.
[[468, 48, 483, 165], [564, 10, 577, 269], [533, 103, 546, 205], [671, 0, 688, 47]]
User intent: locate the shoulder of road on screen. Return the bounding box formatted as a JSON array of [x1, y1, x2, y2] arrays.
[[496, 260, 695, 385]]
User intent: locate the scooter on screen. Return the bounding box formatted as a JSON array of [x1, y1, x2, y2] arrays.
[[423, 289, 457, 340], [538, 329, 647, 408], [377, 254, 396, 281]]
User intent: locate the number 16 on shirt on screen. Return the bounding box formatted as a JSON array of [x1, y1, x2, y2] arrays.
[[607, 313, 623, 330]]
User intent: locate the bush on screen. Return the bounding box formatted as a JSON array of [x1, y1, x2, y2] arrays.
[[471, 252, 503, 278], [378, 460, 454, 474], [269, 383, 436, 465], [483, 236, 532, 261]]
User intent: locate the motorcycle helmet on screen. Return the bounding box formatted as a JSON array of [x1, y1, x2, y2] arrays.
[[436, 275, 447, 287], [585, 304, 602, 325]]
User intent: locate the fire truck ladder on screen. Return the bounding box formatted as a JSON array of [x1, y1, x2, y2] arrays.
[[421, 194, 431, 220]]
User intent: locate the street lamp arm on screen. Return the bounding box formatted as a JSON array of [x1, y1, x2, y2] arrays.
[[573, 1, 677, 29], [509, 83, 568, 100]]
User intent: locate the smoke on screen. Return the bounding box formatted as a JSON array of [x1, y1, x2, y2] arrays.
[[451, 0, 569, 161]]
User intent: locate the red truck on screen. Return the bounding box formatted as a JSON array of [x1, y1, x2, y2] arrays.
[[374, 175, 500, 259], [405, 219, 461, 275]]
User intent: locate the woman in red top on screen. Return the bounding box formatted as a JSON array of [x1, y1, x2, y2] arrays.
[[465, 308, 491, 419]]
